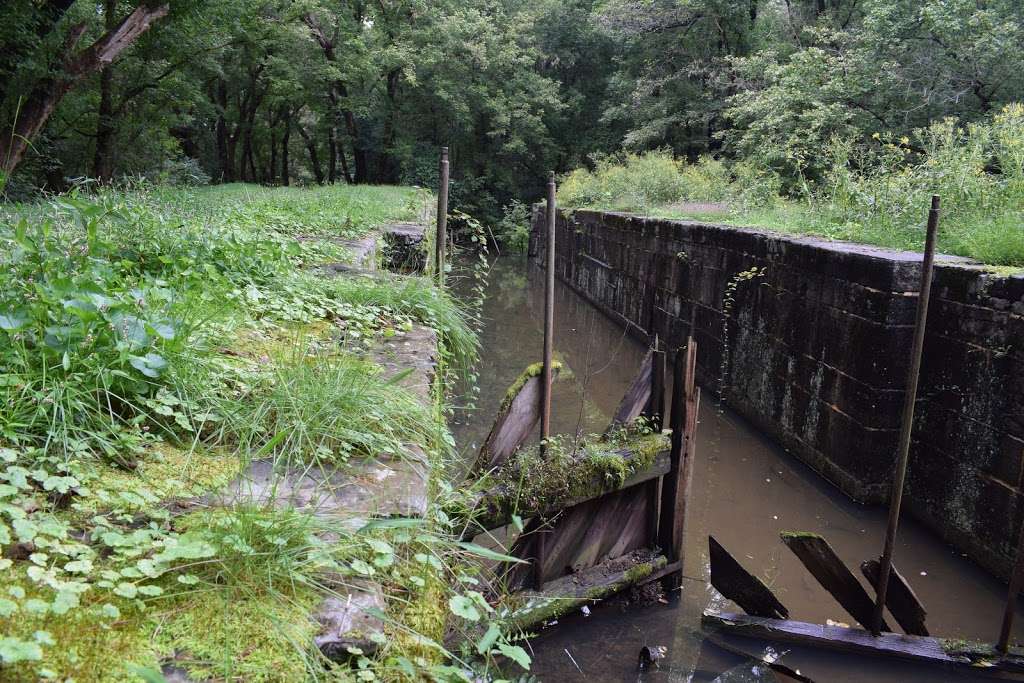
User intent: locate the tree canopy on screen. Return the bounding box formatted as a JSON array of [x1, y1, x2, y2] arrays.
[[2, 0, 1022, 218]]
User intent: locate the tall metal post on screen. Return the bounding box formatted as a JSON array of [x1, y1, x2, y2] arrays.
[[540, 171, 556, 451], [997, 515, 1024, 652], [435, 147, 450, 286], [871, 195, 941, 635]]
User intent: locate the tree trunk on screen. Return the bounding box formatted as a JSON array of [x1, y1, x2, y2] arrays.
[[297, 124, 323, 184], [0, 1, 170, 176], [378, 68, 401, 184], [90, 0, 119, 182], [92, 64, 116, 181], [328, 124, 338, 183], [281, 108, 291, 186], [214, 80, 231, 181], [338, 136, 353, 184]]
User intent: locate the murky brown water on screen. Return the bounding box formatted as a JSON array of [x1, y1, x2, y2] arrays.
[[452, 256, 1022, 682]]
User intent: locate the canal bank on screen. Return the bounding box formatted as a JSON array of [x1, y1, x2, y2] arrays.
[[530, 207, 1024, 582], [454, 254, 1023, 682]]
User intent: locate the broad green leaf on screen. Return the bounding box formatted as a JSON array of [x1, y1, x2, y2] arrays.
[[448, 595, 480, 622], [497, 643, 531, 670]]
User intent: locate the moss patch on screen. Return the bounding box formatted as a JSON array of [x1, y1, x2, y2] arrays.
[[153, 588, 323, 682], [81, 443, 239, 512], [498, 361, 563, 414]]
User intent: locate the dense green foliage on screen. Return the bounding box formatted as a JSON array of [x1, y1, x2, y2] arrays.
[[5, 0, 1022, 237], [0, 184, 516, 681], [561, 105, 1024, 265]]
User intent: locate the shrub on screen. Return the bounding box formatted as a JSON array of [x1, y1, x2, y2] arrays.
[[495, 200, 531, 252]]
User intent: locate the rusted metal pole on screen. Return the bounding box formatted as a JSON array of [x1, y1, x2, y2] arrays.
[[540, 171, 556, 452], [871, 195, 941, 635], [997, 514, 1024, 652], [435, 147, 450, 286]]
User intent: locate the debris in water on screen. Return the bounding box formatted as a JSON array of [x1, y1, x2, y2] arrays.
[[581, 605, 591, 617], [920, 571, 927, 576], [825, 618, 850, 628], [564, 648, 583, 674], [637, 645, 667, 671]]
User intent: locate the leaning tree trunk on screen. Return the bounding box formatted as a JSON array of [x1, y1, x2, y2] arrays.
[[0, 1, 170, 176]]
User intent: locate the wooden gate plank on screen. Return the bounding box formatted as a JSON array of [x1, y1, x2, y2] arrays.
[[861, 558, 929, 636], [780, 532, 890, 632], [474, 364, 560, 473], [703, 611, 1024, 674], [605, 349, 653, 435], [709, 535, 789, 620]]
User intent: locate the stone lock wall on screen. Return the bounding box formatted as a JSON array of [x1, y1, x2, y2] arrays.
[[530, 207, 1024, 579]]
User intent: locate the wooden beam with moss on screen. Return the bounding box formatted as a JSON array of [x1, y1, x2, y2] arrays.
[[472, 361, 563, 475], [507, 550, 668, 631], [470, 430, 671, 533], [702, 611, 1024, 675]]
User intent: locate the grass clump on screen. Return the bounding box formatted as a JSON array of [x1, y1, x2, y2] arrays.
[[559, 105, 1024, 267]]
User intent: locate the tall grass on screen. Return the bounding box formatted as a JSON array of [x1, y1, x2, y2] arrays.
[[558, 105, 1024, 266]]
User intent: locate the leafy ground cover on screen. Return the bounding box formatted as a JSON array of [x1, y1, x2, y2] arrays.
[[559, 105, 1024, 269], [0, 183, 534, 681]]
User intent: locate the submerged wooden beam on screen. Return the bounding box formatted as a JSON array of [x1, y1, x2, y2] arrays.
[[781, 532, 889, 632], [605, 348, 653, 435], [474, 363, 561, 474], [709, 536, 789, 620], [701, 632, 814, 683], [862, 558, 929, 636], [509, 550, 667, 631], [702, 611, 1024, 675]]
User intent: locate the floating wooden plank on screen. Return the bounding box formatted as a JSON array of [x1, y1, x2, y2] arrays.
[[709, 536, 789, 620], [702, 611, 1024, 676], [861, 558, 929, 636], [474, 363, 561, 474], [780, 532, 890, 632], [604, 348, 653, 435]]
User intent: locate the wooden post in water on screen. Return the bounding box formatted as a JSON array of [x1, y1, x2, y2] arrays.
[[997, 515, 1024, 653], [435, 147, 450, 286], [540, 171, 556, 451], [648, 335, 666, 431], [871, 195, 940, 636], [659, 339, 699, 587]]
